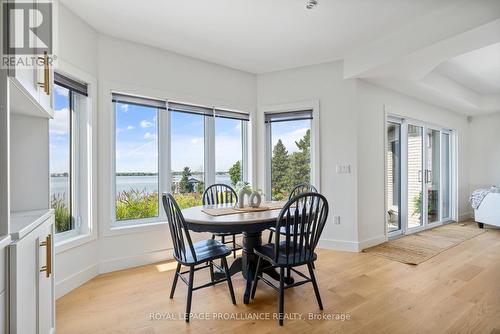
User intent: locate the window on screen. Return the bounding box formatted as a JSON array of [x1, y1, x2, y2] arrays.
[[168, 103, 249, 210], [50, 73, 88, 235], [215, 113, 245, 187], [113, 94, 163, 222], [112, 96, 249, 224], [265, 110, 313, 200]]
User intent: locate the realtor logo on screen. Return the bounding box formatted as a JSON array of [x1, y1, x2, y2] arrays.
[[2, 0, 52, 55]]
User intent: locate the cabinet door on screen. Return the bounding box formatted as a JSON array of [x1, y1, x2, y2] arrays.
[[6, 0, 53, 113], [9, 228, 39, 333], [37, 219, 54, 334], [34, 0, 53, 112], [9, 216, 55, 334]]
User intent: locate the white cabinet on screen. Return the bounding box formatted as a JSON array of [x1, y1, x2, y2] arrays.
[[9, 211, 55, 334], [0, 238, 11, 334], [5, 0, 54, 117]]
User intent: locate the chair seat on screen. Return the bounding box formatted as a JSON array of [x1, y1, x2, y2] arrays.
[[255, 242, 317, 266], [178, 239, 231, 265]]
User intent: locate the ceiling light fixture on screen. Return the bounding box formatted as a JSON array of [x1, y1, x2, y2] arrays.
[[306, 0, 318, 9]]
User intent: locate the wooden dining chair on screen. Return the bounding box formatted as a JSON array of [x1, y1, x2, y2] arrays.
[[267, 183, 318, 243], [202, 184, 242, 258], [162, 193, 236, 322], [250, 192, 329, 326]]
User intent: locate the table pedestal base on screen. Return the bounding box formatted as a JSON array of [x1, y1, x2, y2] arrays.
[[213, 231, 294, 304]]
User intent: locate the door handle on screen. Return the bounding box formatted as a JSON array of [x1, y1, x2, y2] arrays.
[[40, 234, 52, 278], [37, 51, 50, 95]]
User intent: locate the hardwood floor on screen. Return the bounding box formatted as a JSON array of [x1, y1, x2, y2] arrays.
[[56, 226, 500, 334]]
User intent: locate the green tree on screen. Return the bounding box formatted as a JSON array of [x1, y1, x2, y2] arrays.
[[196, 180, 205, 194], [288, 129, 311, 185], [271, 139, 290, 200], [179, 167, 194, 193], [228, 160, 242, 186]]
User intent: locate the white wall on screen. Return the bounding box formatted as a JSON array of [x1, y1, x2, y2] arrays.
[[54, 3, 479, 298], [96, 34, 256, 273], [256, 62, 470, 251], [468, 112, 500, 189], [54, 3, 100, 298], [54, 4, 256, 298], [257, 61, 360, 251], [355, 80, 471, 245]]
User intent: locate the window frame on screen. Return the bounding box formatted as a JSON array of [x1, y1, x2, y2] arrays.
[[110, 96, 249, 227], [52, 64, 97, 252], [261, 100, 320, 200]]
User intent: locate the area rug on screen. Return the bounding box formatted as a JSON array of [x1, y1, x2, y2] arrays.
[[363, 222, 486, 265]]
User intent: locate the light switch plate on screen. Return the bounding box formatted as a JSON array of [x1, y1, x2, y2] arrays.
[[336, 164, 351, 174]]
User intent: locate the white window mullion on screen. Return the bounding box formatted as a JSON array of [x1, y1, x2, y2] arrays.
[[205, 113, 215, 187], [159, 101, 170, 219], [241, 121, 249, 183]]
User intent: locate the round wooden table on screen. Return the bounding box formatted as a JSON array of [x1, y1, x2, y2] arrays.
[[182, 203, 292, 304]]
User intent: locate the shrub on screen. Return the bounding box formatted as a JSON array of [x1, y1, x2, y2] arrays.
[[51, 194, 71, 233], [116, 189, 159, 221]]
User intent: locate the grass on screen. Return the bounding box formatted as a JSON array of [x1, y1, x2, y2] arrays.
[[53, 189, 205, 227], [115, 189, 203, 221], [51, 194, 71, 233]]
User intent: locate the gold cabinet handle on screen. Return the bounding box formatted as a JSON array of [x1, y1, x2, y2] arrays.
[[37, 51, 50, 95], [40, 234, 52, 278]]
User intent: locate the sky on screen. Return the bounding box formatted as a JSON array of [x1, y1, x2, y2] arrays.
[[49, 88, 310, 174]]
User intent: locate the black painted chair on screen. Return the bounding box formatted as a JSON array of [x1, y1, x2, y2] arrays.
[[163, 193, 236, 322], [267, 183, 318, 243], [251, 192, 329, 326], [202, 184, 242, 258]]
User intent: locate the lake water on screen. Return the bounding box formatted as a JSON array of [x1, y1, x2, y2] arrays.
[[50, 174, 232, 198]]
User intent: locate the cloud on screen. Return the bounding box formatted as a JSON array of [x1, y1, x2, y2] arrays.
[[143, 132, 157, 140], [54, 85, 69, 97], [120, 104, 129, 112], [49, 108, 69, 135], [126, 125, 135, 130], [140, 120, 154, 128], [190, 137, 202, 144], [272, 127, 309, 153]]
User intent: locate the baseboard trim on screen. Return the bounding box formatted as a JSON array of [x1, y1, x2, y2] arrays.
[[317, 238, 359, 252], [55, 264, 98, 299], [318, 235, 386, 252], [459, 211, 473, 221], [98, 248, 174, 274], [358, 235, 386, 251]]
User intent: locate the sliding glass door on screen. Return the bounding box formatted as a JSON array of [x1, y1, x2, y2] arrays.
[[386, 118, 454, 237], [407, 124, 423, 230], [386, 122, 401, 233]]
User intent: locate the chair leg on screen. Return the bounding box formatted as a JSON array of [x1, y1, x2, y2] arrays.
[[220, 235, 226, 269], [209, 261, 215, 283], [211, 234, 216, 240], [221, 257, 236, 305], [286, 267, 291, 280], [268, 230, 273, 244], [250, 256, 263, 299], [307, 262, 323, 310], [232, 234, 236, 258], [312, 261, 316, 269], [185, 266, 195, 322], [278, 267, 285, 326], [170, 262, 181, 299]]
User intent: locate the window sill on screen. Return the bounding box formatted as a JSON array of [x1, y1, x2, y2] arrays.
[[104, 219, 168, 237], [55, 233, 96, 255]]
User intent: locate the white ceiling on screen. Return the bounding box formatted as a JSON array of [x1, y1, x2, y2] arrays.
[[435, 43, 500, 95], [59, 0, 461, 73]]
